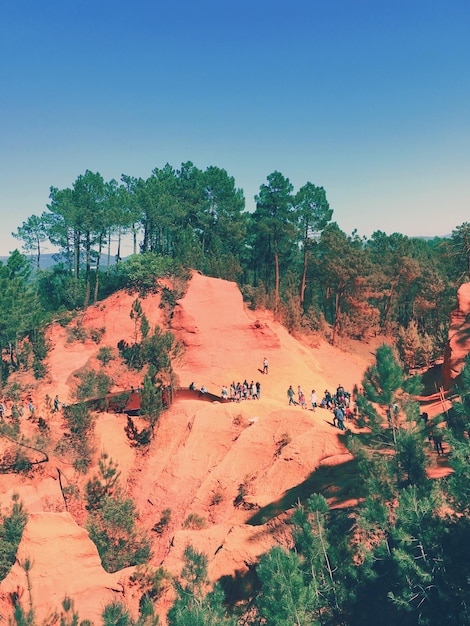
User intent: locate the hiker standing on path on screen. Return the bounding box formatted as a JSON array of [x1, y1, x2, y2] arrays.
[[27, 399, 35, 419], [262, 357, 269, 375], [432, 430, 445, 456], [310, 390, 317, 411], [287, 385, 296, 406], [333, 405, 345, 430]]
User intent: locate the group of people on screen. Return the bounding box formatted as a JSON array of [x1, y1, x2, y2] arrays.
[[287, 385, 317, 410], [320, 386, 353, 410], [225, 380, 261, 402], [189, 380, 262, 402], [286, 383, 356, 432], [0, 398, 35, 419], [0, 394, 63, 422]]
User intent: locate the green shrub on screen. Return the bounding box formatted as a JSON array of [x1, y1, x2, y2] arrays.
[[152, 508, 172, 534], [86, 454, 121, 511], [131, 564, 172, 603], [55, 403, 96, 473], [275, 433, 292, 457], [86, 491, 152, 573], [0, 494, 28, 581], [210, 490, 224, 506], [75, 368, 113, 401], [90, 327, 106, 344], [67, 321, 88, 343], [183, 513, 206, 530], [97, 346, 115, 366]]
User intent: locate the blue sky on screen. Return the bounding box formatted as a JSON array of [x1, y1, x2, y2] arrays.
[[1, 0, 469, 257]]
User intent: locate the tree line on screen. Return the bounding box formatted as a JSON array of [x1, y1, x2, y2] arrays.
[[9, 163, 470, 369]]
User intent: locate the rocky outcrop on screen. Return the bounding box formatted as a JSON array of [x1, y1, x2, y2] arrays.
[[0, 512, 125, 624], [442, 283, 470, 388], [0, 273, 377, 623]]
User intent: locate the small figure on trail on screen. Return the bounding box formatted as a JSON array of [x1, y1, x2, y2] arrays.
[[256, 381, 261, 400], [324, 390, 333, 409], [199, 385, 207, 397], [130, 386, 135, 394], [53, 395, 60, 412], [28, 399, 35, 419], [420, 412, 429, 424], [297, 386, 304, 405], [426, 423, 434, 443], [0, 401, 5, 418], [432, 430, 444, 456], [189, 382, 196, 391], [333, 406, 345, 430], [310, 390, 317, 411], [242, 381, 248, 400], [287, 385, 296, 406], [262, 357, 269, 375], [336, 384, 345, 405], [353, 383, 359, 400], [299, 391, 307, 409], [221, 385, 228, 400]]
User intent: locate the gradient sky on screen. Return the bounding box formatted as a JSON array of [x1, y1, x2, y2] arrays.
[[1, 0, 469, 257]]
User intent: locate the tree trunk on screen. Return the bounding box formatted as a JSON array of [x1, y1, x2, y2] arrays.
[[93, 233, 104, 304], [132, 223, 137, 255], [106, 226, 112, 275], [117, 225, 122, 263], [274, 241, 280, 308], [382, 281, 397, 331], [73, 229, 80, 303], [83, 232, 92, 309], [332, 289, 343, 346], [300, 245, 308, 307], [35, 235, 41, 270]]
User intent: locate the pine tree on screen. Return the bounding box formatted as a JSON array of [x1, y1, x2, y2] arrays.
[[167, 546, 236, 626], [255, 546, 317, 626]]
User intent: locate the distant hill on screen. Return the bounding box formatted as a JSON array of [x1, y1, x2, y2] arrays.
[[0, 253, 57, 269], [0, 253, 121, 270]]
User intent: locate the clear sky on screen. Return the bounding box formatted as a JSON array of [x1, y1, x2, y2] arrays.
[[1, 0, 469, 257]]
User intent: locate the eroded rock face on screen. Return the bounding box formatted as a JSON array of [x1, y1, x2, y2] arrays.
[[0, 273, 377, 624], [0, 512, 124, 624], [443, 283, 470, 388]]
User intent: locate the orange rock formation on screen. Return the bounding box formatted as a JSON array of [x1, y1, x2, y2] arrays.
[[0, 273, 384, 622]]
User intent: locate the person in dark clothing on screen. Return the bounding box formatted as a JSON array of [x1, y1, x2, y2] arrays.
[[333, 406, 345, 430], [432, 431, 444, 456], [324, 390, 333, 409]]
